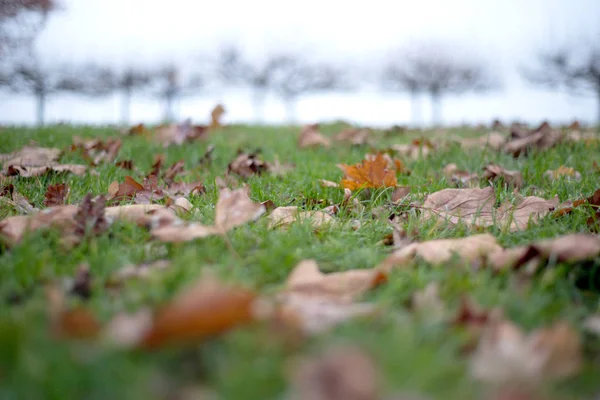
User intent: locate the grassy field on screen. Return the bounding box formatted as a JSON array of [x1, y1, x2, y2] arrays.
[[1, 123, 600, 400]]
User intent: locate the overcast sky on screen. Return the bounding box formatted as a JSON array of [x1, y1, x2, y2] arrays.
[[1, 0, 599, 126]]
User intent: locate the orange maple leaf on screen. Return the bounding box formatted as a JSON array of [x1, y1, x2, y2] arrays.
[[338, 153, 398, 190]]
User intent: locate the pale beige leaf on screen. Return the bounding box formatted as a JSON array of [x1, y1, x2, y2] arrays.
[[333, 128, 371, 145], [6, 164, 87, 177], [496, 195, 558, 231], [215, 187, 266, 232], [471, 315, 582, 385], [482, 164, 524, 188], [267, 206, 334, 229], [379, 234, 502, 271], [421, 187, 496, 227], [319, 179, 340, 188], [298, 125, 331, 148], [0, 145, 61, 167], [289, 345, 380, 400], [151, 223, 219, 243]]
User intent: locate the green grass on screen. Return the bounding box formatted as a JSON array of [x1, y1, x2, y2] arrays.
[[1, 124, 600, 399]]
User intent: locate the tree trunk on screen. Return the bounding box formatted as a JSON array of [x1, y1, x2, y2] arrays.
[[164, 93, 175, 122], [252, 89, 266, 123], [36, 91, 46, 126], [121, 88, 131, 125], [284, 97, 296, 123], [430, 90, 442, 126], [597, 89, 600, 129], [409, 90, 421, 127]]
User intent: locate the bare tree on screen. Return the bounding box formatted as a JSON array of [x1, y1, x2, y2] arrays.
[[3, 59, 111, 125], [108, 68, 155, 124], [523, 42, 600, 125], [383, 44, 495, 125], [218, 46, 346, 122], [0, 0, 57, 59], [153, 64, 202, 122], [269, 56, 341, 122], [383, 59, 423, 126]]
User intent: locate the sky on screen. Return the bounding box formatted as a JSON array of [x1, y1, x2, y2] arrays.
[[1, 0, 599, 126]]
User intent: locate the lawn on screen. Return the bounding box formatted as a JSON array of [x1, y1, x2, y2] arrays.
[[0, 123, 600, 400]]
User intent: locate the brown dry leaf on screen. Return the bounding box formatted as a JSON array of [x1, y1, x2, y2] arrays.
[[285, 259, 387, 302], [228, 151, 269, 178], [443, 164, 479, 187], [411, 282, 446, 321], [504, 123, 562, 157], [73, 194, 108, 238], [162, 160, 185, 183], [107, 176, 146, 203], [471, 315, 582, 385], [379, 233, 502, 271], [391, 186, 411, 204], [141, 274, 256, 349], [458, 132, 506, 151], [333, 128, 371, 145], [115, 160, 134, 170], [44, 183, 69, 207], [127, 123, 148, 136], [210, 104, 226, 129], [0, 184, 37, 214], [298, 124, 331, 148], [46, 285, 102, 340], [421, 187, 558, 231], [71, 137, 122, 165], [544, 166, 582, 181], [391, 138, 434, 160], [267, 206, 334, 229], [163, 181, 205, 197], [482, 164, 524, 188], [552, 188, 600, 218], [339, 153, 398, 190], [6, 164, 87, 177], [319, 179, 340, 188], [289, 345, 380, 400], [113, 260, 171, 282], [489, 233, 600, 272], [152, 187, 265, 242], [0, 145, 61, 167], [276, 260, 385, 334], [154, 120, 209, 147], [0, 205, 79, 246]]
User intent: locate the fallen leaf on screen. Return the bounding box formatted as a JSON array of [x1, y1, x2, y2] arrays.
[[141, 275, 256, 349], [112, 260, 171, 282], [228, 151, 269, 178], [482, 164, 524, 188], [44, 183, 69, 207], [458, 132, 506, 151], [115, 160, 134, 170], [210, 104, 226, 129], [319, 179, 340, 188], [489, 233, 600, 272], [162, 160, 185, 183], [365, 152, 410, 175], [504, 123, 562, 157], [338, 154, 398, 190], [46, 285, 102, 340], [333, 128, 371, 145], [391, 138, 434, 160], [6, 164, 87, 177], [152, 187, 265, 242], [71, 137, 121, 165], [73, 194, 108, 238], [391, 186, 411, 204], [0, 145, 61, 167], [68, 264, 92, 300], [471, 315, 582, 385], [552, 188, 600, 217], [0, 184, 37, 214], [154, 119, 209, 146], [544, 166, 582, 181], [289, 345, 380, 400], [267, 206, 334, 229], [379, 234, 502, 271], [443, 164, 479, 187], [276, 260, 385, 334], [420, 187, 558, 231], [127, 123, 148, 136], [198, 145, 215, 166], [163, 181, 205, 197], [285, 259, 387, 302], [298, 124, 331, 148], [411, 282, 446, 321]]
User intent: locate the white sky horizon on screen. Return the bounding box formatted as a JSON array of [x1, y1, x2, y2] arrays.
[[0, 0, 599, 127]]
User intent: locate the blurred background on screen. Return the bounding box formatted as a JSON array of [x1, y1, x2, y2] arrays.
[[0, 0, 599, 127]]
